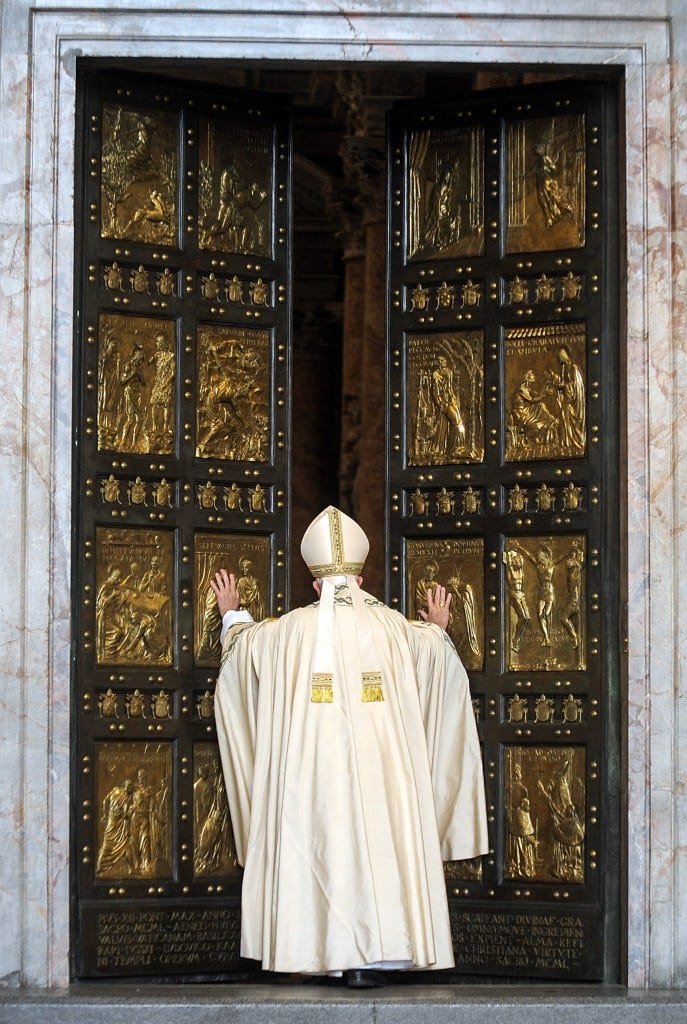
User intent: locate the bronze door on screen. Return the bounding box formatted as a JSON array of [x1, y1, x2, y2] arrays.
[[387, 81, 621, 981], [72, 68, 292, 978]]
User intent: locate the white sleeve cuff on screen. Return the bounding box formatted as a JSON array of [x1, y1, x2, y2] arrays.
[[220, 608, 253, 646]]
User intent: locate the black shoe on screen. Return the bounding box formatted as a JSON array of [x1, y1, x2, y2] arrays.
[[345, 968, 387, 989]]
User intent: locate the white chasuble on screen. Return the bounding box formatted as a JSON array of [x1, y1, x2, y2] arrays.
[[214, 586, 488, 975]]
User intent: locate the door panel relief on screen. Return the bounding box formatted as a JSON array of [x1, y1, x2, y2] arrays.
[[73, 70, 292, 978], [387, 81, 619, 981]]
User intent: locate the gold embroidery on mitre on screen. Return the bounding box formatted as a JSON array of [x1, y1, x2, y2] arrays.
[[311, 672, 334, 703], [361, 670, 384, 703], [328, 507, 344, 566], [307, 560, 364, 577]]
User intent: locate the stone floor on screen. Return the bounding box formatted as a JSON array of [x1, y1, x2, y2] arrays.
[[2, 984, 687, 1024]]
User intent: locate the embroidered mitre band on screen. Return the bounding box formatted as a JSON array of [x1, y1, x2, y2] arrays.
[[301, 507, 382, 704]]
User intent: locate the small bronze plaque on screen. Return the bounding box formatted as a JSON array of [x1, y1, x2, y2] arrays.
[[101, 103, 178, 246], [407, 332, 484, 466], [407, 126, 484, 260], [94, 741, 173, 881], [505, 323, 586, 462], [503, 534, 585, 672], [95, 527, 174, 667], [506, 114, 585, 254], [194, 532, 271, 666], [195, 324, 271, 462], [406, 537, 484, 671]]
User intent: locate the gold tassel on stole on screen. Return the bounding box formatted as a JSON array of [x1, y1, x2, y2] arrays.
[[311, 672, 334, 703], [361, 670, 384, 703]]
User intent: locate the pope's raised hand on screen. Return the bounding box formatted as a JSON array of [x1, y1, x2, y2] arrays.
[[209, 569, 241, 617], [419, 584, 452, 631]]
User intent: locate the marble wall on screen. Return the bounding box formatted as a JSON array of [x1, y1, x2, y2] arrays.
[[0, 0, 684, 989]]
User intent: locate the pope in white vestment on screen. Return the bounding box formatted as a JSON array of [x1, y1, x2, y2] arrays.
[[211, 507, 488, 977]]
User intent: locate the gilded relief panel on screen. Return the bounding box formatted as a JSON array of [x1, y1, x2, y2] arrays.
[[95, 527, 174, 667], [506, 114, 585, 253], [94, 741, 173, 880], [194, 532, 270, 667], [407, 332, 484, 466], [100, 104, 178, 246], [505, 323, 586, 462], [97, 313, 176, 456], [406, 537, 484, 672], [193, 743, 240, 877], [502, 534, 585, 672], [504, 746, 585, 885], [198, 115, 273, 256], [195, 324, 270, 462], [407, 126, 484, 260]]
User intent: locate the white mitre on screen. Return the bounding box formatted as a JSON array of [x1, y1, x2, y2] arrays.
[[300, 505, 369, 578], [300, 507, 382, 704]]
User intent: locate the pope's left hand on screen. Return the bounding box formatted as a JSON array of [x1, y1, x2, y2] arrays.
[[209, 569, 241, 617]]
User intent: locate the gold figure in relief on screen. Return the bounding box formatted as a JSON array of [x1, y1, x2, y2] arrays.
[[504, 747, 585, 883], [503, 548, 532, 655], [95, 743, 172, 880], [193, 747, 238, 876], [198, 115, 272, 257], [95, 745, 172, 880], [504, 535, 586, 672], [98, 312, 177, 456], [506, 762, 537, 879], [408, 333, 484, 466], [413, 560, 440, 614], [100, 104, 177, 245], [96, 528, 174, 667], [506, 115, 585, 253], [446, 568, 481, 662], [407, 127, 484, 260], [410, 283, 430, 311], [101, 475, 121, 504], [195, 324, 270, 463], [237, 557, 264, 621], [505, 324, 586, 462]]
